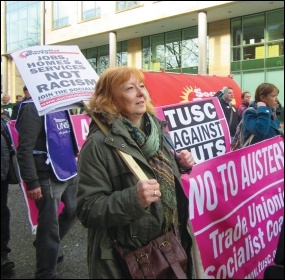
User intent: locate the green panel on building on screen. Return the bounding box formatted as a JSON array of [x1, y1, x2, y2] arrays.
[[265, 57, 284, 68], [242, 59, 264, 70], [231, 62, 241, 71]]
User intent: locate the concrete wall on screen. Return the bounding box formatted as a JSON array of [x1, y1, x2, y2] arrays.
[[209, 19, 231, 75]]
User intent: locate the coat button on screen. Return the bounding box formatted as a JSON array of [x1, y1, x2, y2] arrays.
[[110, 138, 114, 141], [121, 144, 126, 148]]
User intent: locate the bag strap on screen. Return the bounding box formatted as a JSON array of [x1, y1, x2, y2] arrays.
[[242, 134, 254, 147], [155, 234, 187, 279], [82, 101, 148, 181], [228, 106, 234, 127], [134, 247, 156, 279], [241, 107, 256, 148]]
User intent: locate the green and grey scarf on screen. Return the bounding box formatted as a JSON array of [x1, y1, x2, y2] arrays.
[[122, 113, 178, 230]]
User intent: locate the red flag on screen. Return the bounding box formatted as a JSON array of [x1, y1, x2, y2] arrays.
[[143, 71, 241, 107]]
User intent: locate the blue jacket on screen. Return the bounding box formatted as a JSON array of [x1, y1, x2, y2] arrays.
[[243, 102, 281, 145]]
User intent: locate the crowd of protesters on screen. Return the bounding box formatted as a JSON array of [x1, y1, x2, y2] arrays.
[[1, 69, 284, 279]]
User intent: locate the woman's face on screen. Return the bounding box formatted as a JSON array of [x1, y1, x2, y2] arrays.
[[113, 74, 147, 126], [261, 90, 279, 109], [243, 93, 251, 105]]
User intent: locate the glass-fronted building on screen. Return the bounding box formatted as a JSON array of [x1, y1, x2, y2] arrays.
[[1, 1, 284, 115]]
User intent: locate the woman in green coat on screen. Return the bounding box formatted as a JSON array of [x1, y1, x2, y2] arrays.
[[76, 66, 199, 279]]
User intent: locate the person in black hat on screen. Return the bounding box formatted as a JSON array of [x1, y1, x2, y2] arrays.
[[11, 85, 31, 120]]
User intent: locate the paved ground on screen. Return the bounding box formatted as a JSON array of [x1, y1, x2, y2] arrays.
[[1, 184, 89, 279]]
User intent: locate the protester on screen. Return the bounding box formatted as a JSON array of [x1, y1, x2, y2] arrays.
[[76, 66, 199, 279], [237, 91, 251, 122], [70, 107, 86, 115], [1, 94, 14, 118], [1, 94, 11, 105], [16, 98, 78, 279], [276, 100, 283, 122], [15, 95, 23, 103], [11, 85, 31, 120], [1, 114, 15, 274], [242, 82, 283, 145], [214, 86, 239, 142]]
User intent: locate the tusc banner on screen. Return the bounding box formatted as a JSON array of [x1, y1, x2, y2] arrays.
[[156, 98, 231, 163]]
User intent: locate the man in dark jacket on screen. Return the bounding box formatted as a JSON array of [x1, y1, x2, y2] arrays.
[[11, 85, 31, 120], [1, 115, 15, 273], [215, 87, 239, 142], [16, 100, 78, 279]]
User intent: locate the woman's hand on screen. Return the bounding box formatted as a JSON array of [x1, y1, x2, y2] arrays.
[[171, 149, 195, 170], [136, 179, 160, 208], [257, 102, 266, 108]]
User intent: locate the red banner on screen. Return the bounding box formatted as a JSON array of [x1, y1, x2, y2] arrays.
[[143, 71, 242, 107]]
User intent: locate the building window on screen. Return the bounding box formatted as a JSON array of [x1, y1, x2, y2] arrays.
[[181, 28, 200, 72], [6, 1, 41, 52], [231, 9, 284, 63], [142, 26, 201, 74], [266, 9, 284, 57], [230, 8, 284, 112], [52, 1, 69, 29], [117, 41, 128, 66], [242, 14, 265, 61], [116, 1, 140, 11], [97, 45, 109, 74], [149, 34, 165, 71], [83, 41, 127, 75], [82, 1, 101, 21], [166, 31, 181, 70]]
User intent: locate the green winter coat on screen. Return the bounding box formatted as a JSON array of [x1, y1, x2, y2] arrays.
[[76, 114, 194, 279]]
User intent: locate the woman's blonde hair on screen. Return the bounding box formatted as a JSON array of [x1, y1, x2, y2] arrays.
[[89, 66, 155, 121]]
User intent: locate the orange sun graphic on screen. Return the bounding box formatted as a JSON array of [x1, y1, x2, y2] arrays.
[[180, 85, 196, 103]]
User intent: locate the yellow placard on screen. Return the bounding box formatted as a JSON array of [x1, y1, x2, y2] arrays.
[[268, 45, 279, 57], [153, 62, 160, 70], [255, 46, 264, 59]]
